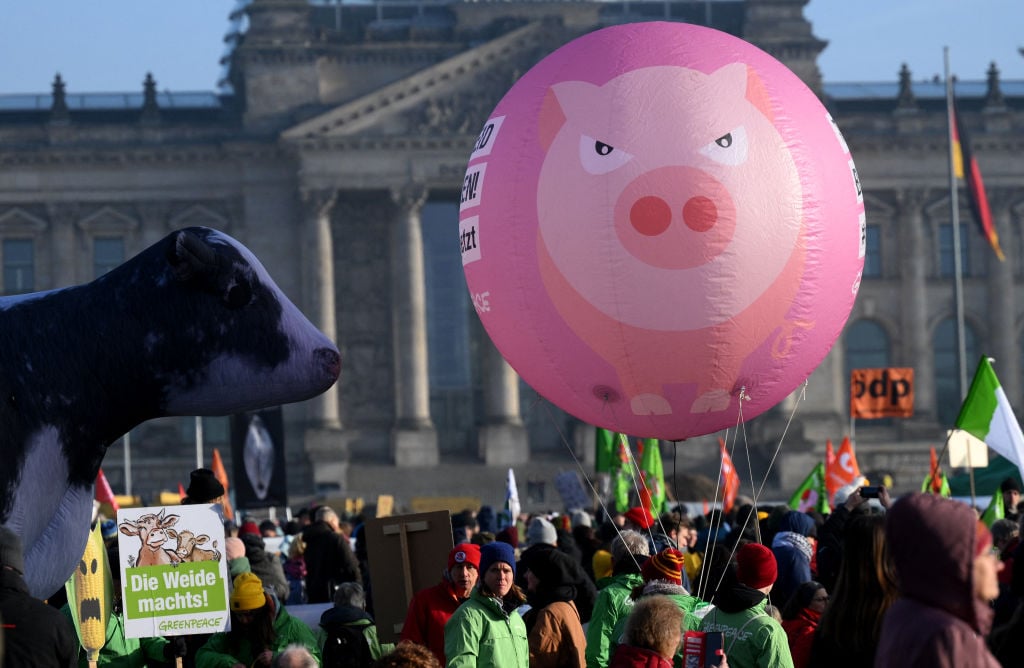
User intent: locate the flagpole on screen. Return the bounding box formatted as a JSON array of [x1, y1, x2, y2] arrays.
[[123, 430, 132, 497], [944, 47, 969, 398]]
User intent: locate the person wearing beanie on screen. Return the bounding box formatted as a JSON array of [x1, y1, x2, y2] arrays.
[[770, 511, 817, 610], [609, 596, 685, 668], [585, 530, 651, 668], [241, 531, 290, 601], [0, 526, 79, 668], [515, 517, 597, 628], [182, 468, 226, 505], [526, 517, 558, 548], [400, 543, 481, 665], [521, 548, 586, 668], [445, 541, 529, 667], [1000, 477, 1022, 523], [876, 493, 1001, 668], [496, 526, 519, 549], [196, 572, 321, 667], [239, 520, 262, 538], [607, 547, 706, 665], [699, 542, 793, 668]]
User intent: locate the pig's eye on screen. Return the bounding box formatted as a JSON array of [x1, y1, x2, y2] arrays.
[[700, 126, 748, 166], [579, 135, 633, 175]]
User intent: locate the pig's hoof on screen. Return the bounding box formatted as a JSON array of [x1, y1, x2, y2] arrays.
[[690, 390, 730, 413], [631, 394, 672, 415]]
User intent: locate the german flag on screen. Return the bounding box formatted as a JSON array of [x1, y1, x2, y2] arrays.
[[952, 99, 1004, 261]]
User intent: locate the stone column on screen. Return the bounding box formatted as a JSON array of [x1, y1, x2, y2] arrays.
[[389, 184, 438, 466], [299, 188, 346, 487], [478, 337, 528, 465], [300, 188, 342, 430], [46, 203, 77, 288], [987, 191, 1019, 405], [897, 188, 934, 417]]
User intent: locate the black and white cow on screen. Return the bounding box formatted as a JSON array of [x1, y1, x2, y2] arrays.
[[0, 227, 340, 598]]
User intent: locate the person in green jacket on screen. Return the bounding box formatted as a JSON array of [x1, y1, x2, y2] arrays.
[[698, 543, 794, 668], [585, 530, 650, 668], [196, 572, 322, 668], [444, 541, 529, 668]]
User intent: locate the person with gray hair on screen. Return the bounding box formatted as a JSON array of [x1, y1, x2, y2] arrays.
[[302, 505, 361, 603], [319, 581, 394, 666], [273, 644, 319, 668], [585, 529, 651, 668]]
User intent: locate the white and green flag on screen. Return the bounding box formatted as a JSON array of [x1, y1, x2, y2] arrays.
[[955, 357, 1024, 482]]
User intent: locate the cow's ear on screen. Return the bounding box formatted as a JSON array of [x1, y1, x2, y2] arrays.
[[168, 230, 217, 282]]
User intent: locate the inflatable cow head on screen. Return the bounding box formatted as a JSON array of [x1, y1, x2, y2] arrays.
[[0, 227, 340, 597]]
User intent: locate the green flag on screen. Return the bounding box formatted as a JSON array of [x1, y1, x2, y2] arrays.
[[595, 427, 617, 473], [788, 462, 830, 514], [613, 434, 633, 513], [639, 438, 666, 514], [982, 489, 1005, 527]]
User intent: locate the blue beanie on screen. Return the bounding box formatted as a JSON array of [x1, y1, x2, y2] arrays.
[[479, 541, 516, 578]]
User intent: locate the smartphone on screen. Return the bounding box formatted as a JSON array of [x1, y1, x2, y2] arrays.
[[860, 485, 881, 499]]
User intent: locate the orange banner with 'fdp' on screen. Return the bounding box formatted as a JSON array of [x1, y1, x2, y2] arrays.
[[850, 368, 914, 419]]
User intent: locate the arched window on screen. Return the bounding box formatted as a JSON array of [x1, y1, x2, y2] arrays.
[[845, 320, 891, 423], [933, 318, 979, 424]]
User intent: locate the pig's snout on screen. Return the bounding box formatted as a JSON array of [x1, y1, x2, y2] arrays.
[[629, 195, 719, 236]]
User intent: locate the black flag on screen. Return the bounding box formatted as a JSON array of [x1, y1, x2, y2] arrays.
[[231, 407, 288, 509]]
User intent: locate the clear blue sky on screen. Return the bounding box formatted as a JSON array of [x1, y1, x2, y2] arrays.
[[0, 0, 1020, 94]]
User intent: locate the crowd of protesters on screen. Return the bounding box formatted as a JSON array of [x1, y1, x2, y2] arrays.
[[4, 471, 1024, 667]]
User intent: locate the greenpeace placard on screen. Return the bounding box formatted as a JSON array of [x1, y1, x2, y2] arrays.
[[116, 504, 230, 638]]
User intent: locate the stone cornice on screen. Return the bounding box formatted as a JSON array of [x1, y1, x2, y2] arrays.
[[281, 20, 550, 140], [289, 133, 476, 153], [0, 141, 289, 167]]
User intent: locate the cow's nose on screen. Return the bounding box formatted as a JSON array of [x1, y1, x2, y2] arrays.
[[315, 347, 341, 381]]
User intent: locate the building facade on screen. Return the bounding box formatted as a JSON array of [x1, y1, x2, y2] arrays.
[[1, 0, 1022, 508]]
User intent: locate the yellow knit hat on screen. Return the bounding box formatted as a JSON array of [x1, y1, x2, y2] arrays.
[[231, 573, 266, 611], [592, 549, 613, 580]]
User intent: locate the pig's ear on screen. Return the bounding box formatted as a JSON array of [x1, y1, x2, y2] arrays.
[[745, 66, 775, 124], [538, 87, 566, 151], [538, 80, 595, 151], [708, 62, 775, 124]]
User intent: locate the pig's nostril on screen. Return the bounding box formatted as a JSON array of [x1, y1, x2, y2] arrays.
[[683, 196, 717, 232], [630, 196, 672, 236]]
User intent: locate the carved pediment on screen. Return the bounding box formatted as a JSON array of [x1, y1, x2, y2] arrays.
[[282, 20, 570, 141], [76, 205, 139, 234]]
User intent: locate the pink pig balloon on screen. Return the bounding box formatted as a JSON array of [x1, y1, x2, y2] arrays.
[[459, 22, 864, 440]]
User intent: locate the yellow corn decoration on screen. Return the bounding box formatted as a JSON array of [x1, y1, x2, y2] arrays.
[[65, 521, 112, 663]]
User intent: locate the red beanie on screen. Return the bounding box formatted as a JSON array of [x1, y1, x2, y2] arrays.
[[239, 521, 261, 537], [448, 543, 481, 571], [736, 543, 777, 589], [496, 526, 519, 549], [642, 548, 685, 585], [624, 506, 655, 530]]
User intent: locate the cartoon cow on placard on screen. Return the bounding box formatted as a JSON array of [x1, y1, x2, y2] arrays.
[[119, 509, 181, 568], [167, 528, 222, 563], [0, 227, 341, 598], [535, 63, 808, 416]]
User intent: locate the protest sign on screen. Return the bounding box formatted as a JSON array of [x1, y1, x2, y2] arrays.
[[116, 504, 230, 638]]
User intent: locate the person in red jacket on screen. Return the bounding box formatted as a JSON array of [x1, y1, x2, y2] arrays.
[[400, 543, 481, 665], [781, 580, 828, 668]]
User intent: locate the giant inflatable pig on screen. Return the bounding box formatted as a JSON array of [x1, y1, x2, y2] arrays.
[[460, 22, 864, 440], [0, 227, 340, 597]]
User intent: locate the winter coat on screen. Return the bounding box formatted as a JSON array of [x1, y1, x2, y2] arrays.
[[608, 583, 706, 667], [0, 567, 78, 668], [527, 600, 586, 668], [608, 644, 673, 668], [875, 493, 1000, 668], [60, 605, 169, 668], [517, 542, 597, 623], [241, 533, 290, 601], [585, 571, 644, 668], [813, 505, 853, 593], [699, 590, 794, 668], [195, 604, 321, 668], [302, 521, 362, 604], [400, 577, 469, 666], [443, 588, 529, 668], [781, 607, 820, 668]]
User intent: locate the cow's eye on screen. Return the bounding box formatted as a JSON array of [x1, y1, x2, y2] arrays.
[[579, 135, 633, 175], [225, 280, 252, 309], [700, 125, 748, 166]]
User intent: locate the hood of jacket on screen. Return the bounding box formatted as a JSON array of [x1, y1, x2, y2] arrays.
[[886, 492, 992, 635]]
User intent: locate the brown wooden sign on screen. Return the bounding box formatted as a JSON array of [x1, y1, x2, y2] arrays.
[[850, 367, 914, 419]]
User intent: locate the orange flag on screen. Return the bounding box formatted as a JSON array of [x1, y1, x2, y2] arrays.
[[211, 448, 234, 520], [178, 483, 187, 501], [95, 468, 119, 513], [719, 438, 740, 514], [827, 436, 860, 500]]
